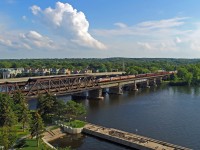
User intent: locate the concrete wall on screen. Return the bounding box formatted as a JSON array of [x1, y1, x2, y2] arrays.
[[62, 125, 83, 134]]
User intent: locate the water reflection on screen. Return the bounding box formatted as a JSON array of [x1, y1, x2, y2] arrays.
[[50, 134, 85, 149], [28, 85, 200, 149]]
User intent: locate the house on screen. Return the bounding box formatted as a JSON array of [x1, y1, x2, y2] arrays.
[[59, 68, 71, 75], [38, 68, 50, 76], [50, 68, 60, 75], [81, 69, 93, 74], [0, 68, 24, 79]]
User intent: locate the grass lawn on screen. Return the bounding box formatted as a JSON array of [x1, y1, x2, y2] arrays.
[[64, 120, 86, 128], [20, 139, 53, 150]]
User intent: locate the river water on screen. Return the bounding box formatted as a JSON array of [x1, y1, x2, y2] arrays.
[[28, 85, 200, 150]]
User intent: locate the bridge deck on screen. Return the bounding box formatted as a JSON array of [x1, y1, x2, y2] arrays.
[[0, 72, 124, 83], [83, 123, 191, 150]]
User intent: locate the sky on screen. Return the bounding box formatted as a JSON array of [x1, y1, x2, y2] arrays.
[[1, 0, 200, 59]]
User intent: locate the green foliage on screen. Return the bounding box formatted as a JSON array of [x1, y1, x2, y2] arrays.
[[13, 91, 31, 131], [37, 94, 65, 123], [29, 111, 44, 147], [65, 120, 86, 128], [0, 93, 17, 127], [65, 100, 86, 120], [175, 65, 200, 85], [0, 126, 17, 150]]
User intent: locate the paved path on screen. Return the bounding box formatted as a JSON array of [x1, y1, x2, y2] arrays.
[[83, 123, 192, 150]]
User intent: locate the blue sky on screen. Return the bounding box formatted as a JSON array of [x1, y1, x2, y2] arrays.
[[1, 0, 200, 58]]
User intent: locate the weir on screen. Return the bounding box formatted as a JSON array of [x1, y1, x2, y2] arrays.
[[83, 123, 191, 150]]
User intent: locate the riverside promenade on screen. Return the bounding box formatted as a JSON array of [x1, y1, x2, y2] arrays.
[[83, 123, 191, 150]]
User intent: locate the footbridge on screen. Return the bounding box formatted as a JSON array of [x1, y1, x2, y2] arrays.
[[0, 71, 174, 99]]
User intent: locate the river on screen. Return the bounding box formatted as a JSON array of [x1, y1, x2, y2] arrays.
[[28, 85, 200, 150]]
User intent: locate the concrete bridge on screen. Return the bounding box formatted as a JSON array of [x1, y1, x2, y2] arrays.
[[0, 71, 173, 99]]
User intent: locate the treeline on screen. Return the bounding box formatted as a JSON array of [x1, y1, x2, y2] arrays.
[[0, 58, 191, 73], [2, 58, 200, 85], [172, 64, 200, 85]]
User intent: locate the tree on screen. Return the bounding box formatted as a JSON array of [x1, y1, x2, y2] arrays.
[[177, 67, 188, 79], [184, 72, 193, 85], [65, 100, 86, 121], [37, 94, 58, 122], [30, 111, 44, 147], [0, 94, 17, 127], [0, 126, 17, 150], [13, 91, 30, 131]]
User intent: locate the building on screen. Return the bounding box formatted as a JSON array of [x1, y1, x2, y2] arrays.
[[0, 68, 24, 79], [59, 68, 71, 75]]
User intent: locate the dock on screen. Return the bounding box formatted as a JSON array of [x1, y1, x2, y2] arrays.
[[83, 123, 191, 150]]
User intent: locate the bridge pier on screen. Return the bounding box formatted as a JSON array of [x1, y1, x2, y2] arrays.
[[88, 89, 104, 100], [71, 92, 87, 100], [109, 86, 123, 95], [153, 78, 157, 87], [127, 82, 138, 91], [158, 77, 162, 84], [146, 80, 150, 88], [102, 88, 108, 94]]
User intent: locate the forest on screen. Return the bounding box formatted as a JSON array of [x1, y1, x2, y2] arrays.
[[1, 58, 200, 85]]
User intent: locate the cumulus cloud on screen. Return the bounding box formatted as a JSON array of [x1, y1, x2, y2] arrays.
[[30, 2, 106, 50], [30, 5, 41, 15], [20, 31, 54, 49], [0, 30, 54, 51]]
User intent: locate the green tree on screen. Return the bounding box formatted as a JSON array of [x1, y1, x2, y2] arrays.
[[65, 100, 86, 121], [30, 111, 44, 147], [184, 72, 193, 85], [0, 126, 17, 150], [37, 94, 58, 122], [0, 94, 17, 127], [177, 67, 188, 79], [13, 91, 30, 131]]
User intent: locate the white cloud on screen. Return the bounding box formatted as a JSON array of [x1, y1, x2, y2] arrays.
[[93, 17, 188, 37], [20, 31, 54, 49], [114, 22, 127, 28], [137, 17, 186, 29], [0, 30, 54, 51], [30, 5, 41, 15], [137, 42, 152, 50], [31, 2, 106, 50]]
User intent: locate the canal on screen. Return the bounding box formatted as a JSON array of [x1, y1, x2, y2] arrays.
[[28, 85, 200, 150]]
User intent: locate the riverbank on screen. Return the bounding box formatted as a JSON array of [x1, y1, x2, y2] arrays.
[[168, 81, 188, 86], [42, 128, 66, 143]]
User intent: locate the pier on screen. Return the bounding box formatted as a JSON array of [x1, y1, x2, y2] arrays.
[[83, 123, 191, 150]]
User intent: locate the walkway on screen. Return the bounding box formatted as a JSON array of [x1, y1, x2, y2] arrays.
[[83, 123, 191, 150]]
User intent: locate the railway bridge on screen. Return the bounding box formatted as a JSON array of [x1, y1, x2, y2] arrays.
[[0, 71, 174, 99]]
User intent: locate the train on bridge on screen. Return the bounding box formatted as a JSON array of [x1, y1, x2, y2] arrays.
[[97, 71, 176, 83]]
